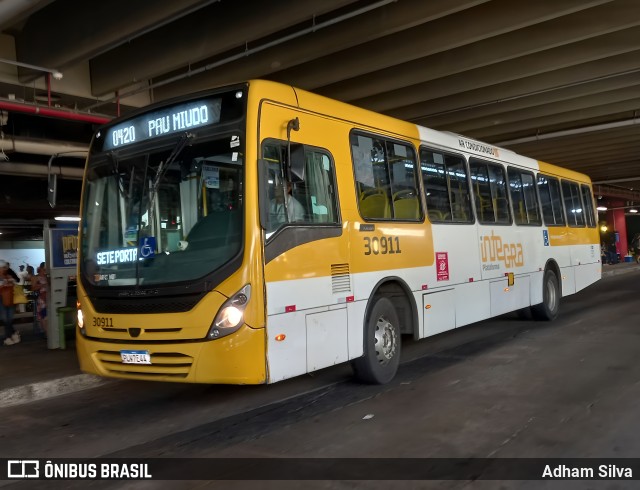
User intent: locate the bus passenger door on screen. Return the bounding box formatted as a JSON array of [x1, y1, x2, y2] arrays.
[[259, 104, 350, 383]]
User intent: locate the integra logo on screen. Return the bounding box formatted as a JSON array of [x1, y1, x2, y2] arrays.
[[480, 231, 524, 269], [118, 289, 160, 297]]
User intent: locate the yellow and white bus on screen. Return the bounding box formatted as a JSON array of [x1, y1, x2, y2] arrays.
[[76, 80, 600, 384]]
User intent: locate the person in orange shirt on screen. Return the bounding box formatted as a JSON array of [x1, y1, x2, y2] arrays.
[[1, 260, 20, 345]]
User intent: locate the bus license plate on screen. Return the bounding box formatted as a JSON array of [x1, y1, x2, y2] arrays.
[[120, 350, 151, 365]]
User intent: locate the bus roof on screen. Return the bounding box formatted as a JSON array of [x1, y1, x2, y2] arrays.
[[253, 80, 593, 183]]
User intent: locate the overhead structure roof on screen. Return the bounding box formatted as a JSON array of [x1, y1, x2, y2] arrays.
[[1, 0, 639, 239]]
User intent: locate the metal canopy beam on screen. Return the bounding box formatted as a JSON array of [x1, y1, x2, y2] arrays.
[[89, 0, 359, 96], [14, 0, 216, 81], [150, 0, 490, 100], [2, 0, 640, 236], [319, 0, 639, 103], [356, 27, 640, 113], [266, 0, 611, 92]]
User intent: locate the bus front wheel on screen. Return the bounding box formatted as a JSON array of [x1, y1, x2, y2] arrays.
[[352, 296, 401, 384], [532, 269, 560, 321]]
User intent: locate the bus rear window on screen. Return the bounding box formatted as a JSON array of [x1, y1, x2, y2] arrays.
[[580, 184, 597, 228]]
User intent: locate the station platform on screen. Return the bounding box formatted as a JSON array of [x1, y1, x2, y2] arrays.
[[1, 260, 639, 408]]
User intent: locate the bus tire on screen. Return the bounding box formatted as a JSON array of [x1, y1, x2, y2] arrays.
[[532, 269, 560, 321], [352, 296, 401, 384]]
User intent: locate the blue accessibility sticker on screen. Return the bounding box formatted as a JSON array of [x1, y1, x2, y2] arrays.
[[139, 236, 156, 259]]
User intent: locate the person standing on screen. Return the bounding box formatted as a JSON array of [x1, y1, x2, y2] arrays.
[[24, 265, 35, 284], [1, 260, 20, 345], [18, 265, 29, 285], [5, 262, 19, 282], [15, 265, 27, 312], [31, 262, 49, 336]]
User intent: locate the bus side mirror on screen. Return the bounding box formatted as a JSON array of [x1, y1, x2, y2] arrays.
[[289, 143, 305, 182], [285, 117, 304, 182]]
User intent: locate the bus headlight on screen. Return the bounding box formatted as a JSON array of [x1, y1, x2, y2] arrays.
[[217, 306, 243, 328], [77, 300, 85, 336], [207, 284, 251, 340]]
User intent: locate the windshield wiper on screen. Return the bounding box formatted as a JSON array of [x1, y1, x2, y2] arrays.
[[107, 152, 126, 199], [147, 132, 194, 235], [107, 151, 140, 205], [151, 132, 194, 194]]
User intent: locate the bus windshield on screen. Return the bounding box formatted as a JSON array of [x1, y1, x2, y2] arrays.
[[80, 134, 243, 288]]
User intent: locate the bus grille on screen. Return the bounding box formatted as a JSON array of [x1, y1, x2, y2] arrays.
[[91, 296, 203, 314], [95, 350, 194, 379]]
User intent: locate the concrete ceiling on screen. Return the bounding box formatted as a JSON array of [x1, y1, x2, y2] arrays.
[[1, 0, 640, 241]]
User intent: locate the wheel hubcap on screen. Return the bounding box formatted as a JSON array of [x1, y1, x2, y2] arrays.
[[546, 278, 557, 312], [374, 316, 397, 365]]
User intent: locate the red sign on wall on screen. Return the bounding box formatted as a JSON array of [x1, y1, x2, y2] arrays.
[[436, 252, 449, 281]]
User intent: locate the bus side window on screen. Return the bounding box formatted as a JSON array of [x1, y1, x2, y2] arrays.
[[508, 167, 541, 226], [387, 141, 421, 221], [351, 132, 420, 221], [470, 162, 492, 223], [420, 148, 472, 223], [262, 143, 286, 233], [262, 140, 339, 235], [561, 179, 585, 227], [470, 159, 511, 225], [537, 174, 566, 226], [304, 150, 339, 224], [580, 184, 597, 228]]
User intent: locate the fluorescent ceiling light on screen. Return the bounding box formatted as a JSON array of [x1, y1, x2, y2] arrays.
[[54, 216, 80, 221], [596, 206, 608, 211]]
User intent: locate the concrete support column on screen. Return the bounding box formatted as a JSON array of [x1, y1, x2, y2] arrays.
[[606, 205, 628, 257]]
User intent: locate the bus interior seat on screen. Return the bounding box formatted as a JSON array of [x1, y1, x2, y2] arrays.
[[359, 187, 385, 200], [428, 209, 450, 221], [360, 192, 390, 219], [393, 190, 420, 220]]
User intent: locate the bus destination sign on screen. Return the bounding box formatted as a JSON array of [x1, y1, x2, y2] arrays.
[[101, 98, 222, 150]]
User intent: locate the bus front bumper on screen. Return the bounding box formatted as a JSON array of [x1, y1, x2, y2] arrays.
[[76, 325, 267, 384]]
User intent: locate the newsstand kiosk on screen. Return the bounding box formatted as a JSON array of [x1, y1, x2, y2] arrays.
[[44, 222, 78, 350]]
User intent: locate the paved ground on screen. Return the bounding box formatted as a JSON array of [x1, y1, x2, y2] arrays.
[[1, 263, 640, 489], [0, 329, 107, 408], [1, 261, 637, 407]]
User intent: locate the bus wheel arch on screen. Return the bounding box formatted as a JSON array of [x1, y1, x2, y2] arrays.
[[351, 278, 418, 384], [532, 260, 561, 321], [373, 278, 419, 338]]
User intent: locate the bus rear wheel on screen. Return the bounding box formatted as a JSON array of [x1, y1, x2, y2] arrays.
[[532, 269, 560, 321], [352, 296, 401, 384]]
